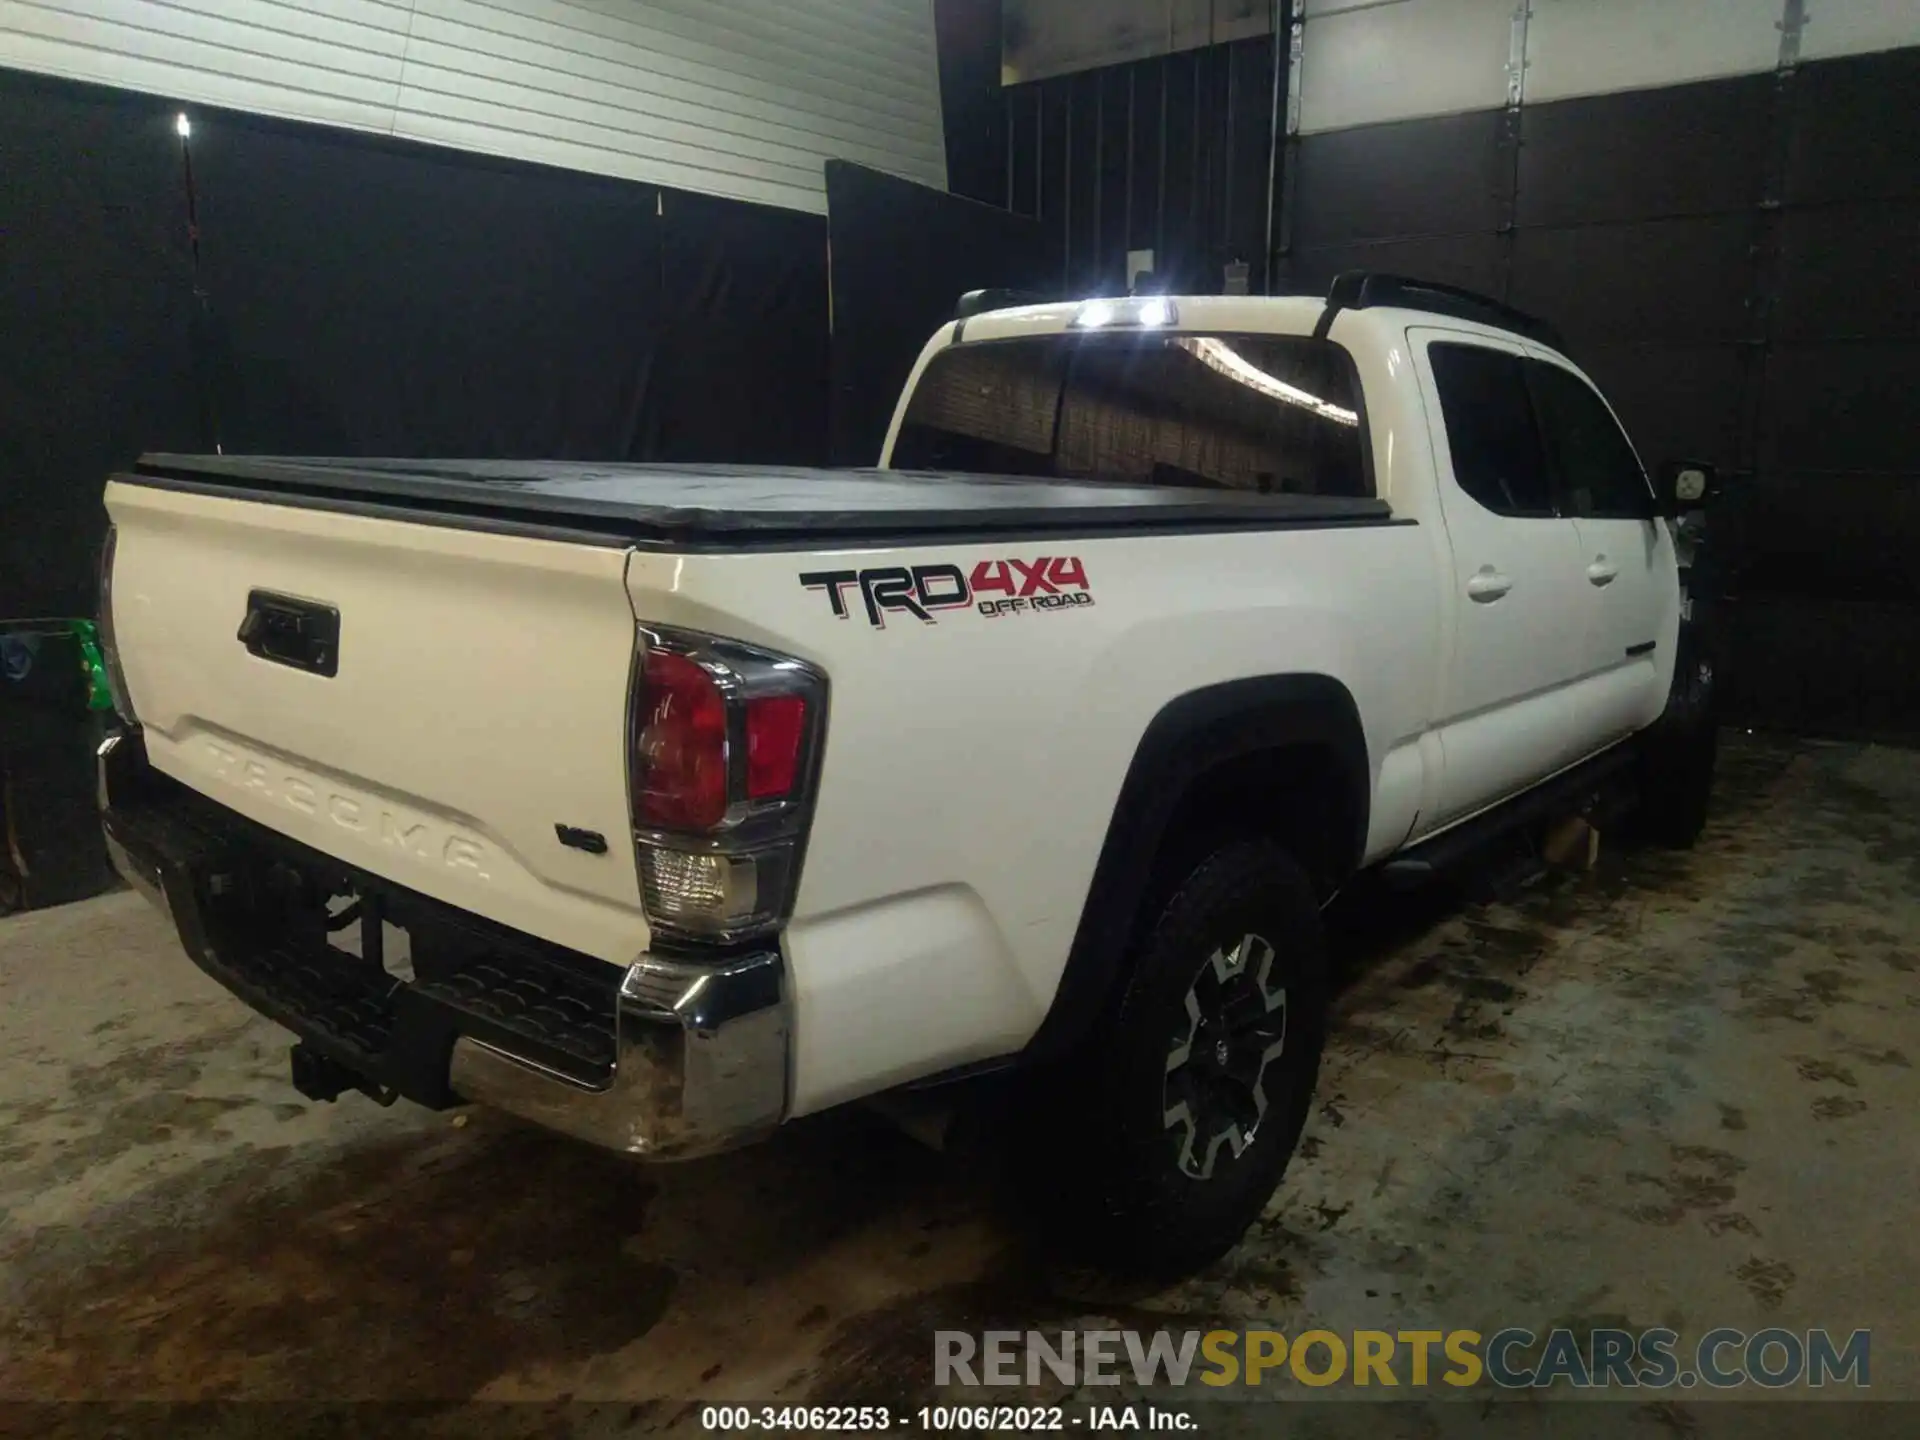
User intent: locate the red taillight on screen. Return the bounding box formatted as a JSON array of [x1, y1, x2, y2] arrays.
[[627, 626, 825, 941], [634, 649, 729, 830], [746, 695, 808, 800]]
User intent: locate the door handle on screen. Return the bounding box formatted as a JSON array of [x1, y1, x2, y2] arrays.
[[1466, 567, 1512, 603], [1587, 557, 1619, 587]]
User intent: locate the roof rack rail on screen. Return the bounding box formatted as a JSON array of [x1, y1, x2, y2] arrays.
[[1310, 271, 1565, 351], [955, 287, 1052, 321]]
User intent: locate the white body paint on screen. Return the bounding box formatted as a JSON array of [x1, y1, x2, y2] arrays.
[[106, 295, 1679, 1117]]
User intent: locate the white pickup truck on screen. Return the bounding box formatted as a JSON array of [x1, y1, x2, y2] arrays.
[[98, 274, 1717, 1272]]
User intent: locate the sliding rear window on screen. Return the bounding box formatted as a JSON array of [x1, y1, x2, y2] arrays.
[[893, 333, 1371, 498]]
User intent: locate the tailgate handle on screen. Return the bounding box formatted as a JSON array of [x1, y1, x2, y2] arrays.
[[238, 590, 340, 677]]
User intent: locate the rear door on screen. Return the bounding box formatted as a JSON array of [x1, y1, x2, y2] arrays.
[[1525, 354, 1677, 747], [1412, 329, 1590, 828]]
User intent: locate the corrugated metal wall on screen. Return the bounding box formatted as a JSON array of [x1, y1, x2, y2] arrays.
[[0, 0, 948, 212]]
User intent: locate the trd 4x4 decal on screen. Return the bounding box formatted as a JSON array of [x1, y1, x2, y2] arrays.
[[800, 558, 1094, 629]]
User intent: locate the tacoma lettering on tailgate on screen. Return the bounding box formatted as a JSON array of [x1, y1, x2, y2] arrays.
[[800, 557, 1093, 628], [202, 740, 493, 881]]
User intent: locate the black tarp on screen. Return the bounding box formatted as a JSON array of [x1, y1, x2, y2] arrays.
[[191, 133, 832, 468], [825, 160, 1056, 464], [0, 74, 198, 909], [651, 190, 830, 466], [2, 69, 838, 609], [190, 116, 666, 461], [1, 73, 200, 622], [0, 68, 838, 907]]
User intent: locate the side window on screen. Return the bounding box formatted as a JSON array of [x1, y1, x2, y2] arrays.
[[1428, 343, 1554, 517], [1527, 361, 1654, 520]]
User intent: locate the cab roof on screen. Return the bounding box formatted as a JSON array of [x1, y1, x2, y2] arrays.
[[949, 271, 1564, 354]]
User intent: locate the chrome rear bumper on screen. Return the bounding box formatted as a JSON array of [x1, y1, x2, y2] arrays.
[[100, 730, 789, 1160], [448, 949, 788, 1158]]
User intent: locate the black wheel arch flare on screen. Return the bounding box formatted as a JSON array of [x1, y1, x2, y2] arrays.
[[1025, 673, 1370, 1062]]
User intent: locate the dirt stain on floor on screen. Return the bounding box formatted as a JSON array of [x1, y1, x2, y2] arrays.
[[2, 1123, 672, 1400], [1733, 1256, 1798, 1311]]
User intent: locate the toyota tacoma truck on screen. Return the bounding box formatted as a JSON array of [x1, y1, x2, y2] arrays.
[[96, 273, 1717, 1272]]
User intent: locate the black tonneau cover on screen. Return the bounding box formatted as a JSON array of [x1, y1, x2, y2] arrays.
[[130, 454, 1394, 549]]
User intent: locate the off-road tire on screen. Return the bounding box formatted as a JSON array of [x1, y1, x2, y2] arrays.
[[1637, 626, 1718, 848], [1032, 839, 1328, 1276]]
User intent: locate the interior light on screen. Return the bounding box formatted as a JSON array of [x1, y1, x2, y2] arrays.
[[175, 113, 191, 138], [1137, 298, 1173, 328], [1077, 300, 1116, 329]]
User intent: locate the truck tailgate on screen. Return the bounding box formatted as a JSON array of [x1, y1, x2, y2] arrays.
[[105, 478, 649, 963]]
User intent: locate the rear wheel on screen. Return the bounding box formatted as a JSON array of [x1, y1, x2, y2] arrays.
[[1032, 839, 1328, 1275]]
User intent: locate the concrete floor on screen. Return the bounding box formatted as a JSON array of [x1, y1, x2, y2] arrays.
[[2, 733, 1916, 1432]]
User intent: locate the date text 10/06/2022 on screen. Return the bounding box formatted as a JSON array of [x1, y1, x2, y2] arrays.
[[700, 1406, 1190, 1432]]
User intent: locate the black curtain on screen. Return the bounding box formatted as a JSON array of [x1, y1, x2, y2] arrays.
[[0, 73, 199, 622], [191, 113, 666, 461], [651, 189, 829, 465], [826, 160, 1056, 464], [0, 74, 199, 908]]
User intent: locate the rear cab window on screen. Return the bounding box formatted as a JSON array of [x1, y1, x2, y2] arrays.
[[892, 332, 1372, 498]]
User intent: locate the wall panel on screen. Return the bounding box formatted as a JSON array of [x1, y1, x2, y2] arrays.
[[1772, 202, 1920, 343], [1798, 0, 1920, 62], [0, 0, 948, 212], [1297, 0, 1512, 135], [1514, 77, 1773, 226], [1002, 0, 1268, 85], [1523, 0, 1781, 104], [1277, 43, 1920, 737], [1290, 108, 1502, 247], [1783, 45, 1920, 205], [1508, 217, 1757, 345]]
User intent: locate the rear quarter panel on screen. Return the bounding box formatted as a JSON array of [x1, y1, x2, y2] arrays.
[[630, 522, 1438, 1113]]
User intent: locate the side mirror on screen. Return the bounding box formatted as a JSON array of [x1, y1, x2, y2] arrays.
[[1655, 460, 1717, 516]]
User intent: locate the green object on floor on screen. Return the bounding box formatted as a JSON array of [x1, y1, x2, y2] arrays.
[[69, 620, 115, 712]]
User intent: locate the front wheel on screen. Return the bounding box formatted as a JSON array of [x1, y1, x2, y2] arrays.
[[1637, 624, 1719, 848], [1030, 840, 1328, 1275]]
